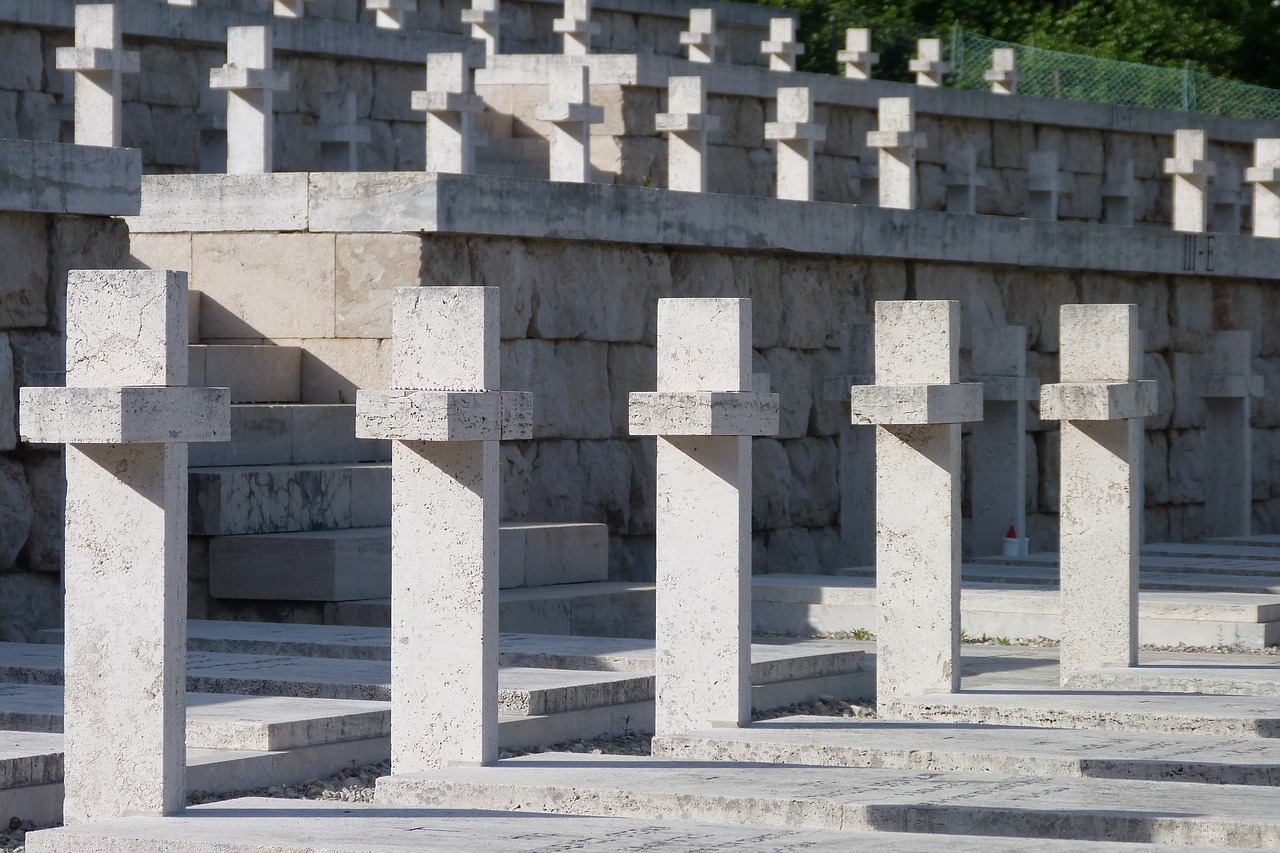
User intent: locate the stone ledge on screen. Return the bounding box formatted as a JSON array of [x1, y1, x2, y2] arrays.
[[848, 384, 983, 426], [354, 390, 532, 441], [1040, 380, 1159, 421], [125, 172, 1280, 281], [0, 139, 140, 217], [19, 386, 231, 444], [628, 391, 779, 436]]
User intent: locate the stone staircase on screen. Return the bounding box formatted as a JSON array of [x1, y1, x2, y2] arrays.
[[184, 335, 653, 635]]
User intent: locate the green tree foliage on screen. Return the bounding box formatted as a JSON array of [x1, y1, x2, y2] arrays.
[[756, 0, 1280, 88]]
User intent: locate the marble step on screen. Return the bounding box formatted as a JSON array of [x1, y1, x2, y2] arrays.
[[376, 752, 1280, 847], [327, 581, 657, 638], [753, 574, 1280, 648], [188, 344, 301, 404], [30, 796, 1224, 853], [188, 404, 389, 468], [208, 523, 610, 599], [971, 552, 1280, 578], [884, 690, 1280, 738], [189, 462, 390, 536], [653, 715, 1280, 785], [0, 684, 388, 750]]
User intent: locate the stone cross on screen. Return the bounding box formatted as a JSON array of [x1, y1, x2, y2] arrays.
[[761, 18, 804, 73], [1246, 138, 1280, 239], [822, 322, 875, 568], [1211, 164, 1247, 235], [1197, 331, 1262, 539], [944, 146, 984, 214], [535, 64, 604, 183], [168, 0, 197, 6], [1102, 158, 1138, 227], [656, 76, 720, 193], [866, 97, 925, 210], [54, 4, 140, 148], [966, 326, 1037, 558], [681, 8, 722, 64], [355, 287, 531, 771], [909, 38, 949, 88], [19, 270, 230, 823], [837, 28, 878, 80], [412, 53, 486, 175], [1041, 304, 1156, 681], [310, 92, 370, 172], [554, 0, 599, 56], [984, 47, 1021, 95], [209, 26, 290, 175], [367, 0, 418, 30], [629, 298, 779, 736], [763, 87, 826, 202], [1163, 129, 1216, 233], [461, 0, 501, 59], [1027, 150, 1070, 221], [273, 0, 313, 17], [849, 301, 982, 709]]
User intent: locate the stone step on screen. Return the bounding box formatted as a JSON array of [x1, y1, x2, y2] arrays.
[[0, 683, 388, 751], [327, 581, 657, 638], [1213, 535, 1280, 549], [29, 796, 1215, 853], [375, 752, 1280, 848], [970, 552, 1280, 578], [1146, 543, 1280, 562], [188, 404, 389, 468], [1065, 662, 1280, 697], [884, 690, 1280, 738], [189, 463, 390, 536], [955, 564, 1280, 595], [753, 574, 1280, 648], [653, 715, 1280, 785], [208, 523, 610, 600], [188, 344, 301, 404]]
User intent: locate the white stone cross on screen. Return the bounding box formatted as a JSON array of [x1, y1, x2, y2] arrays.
[[310, 92, 371, 172], [943, 146, 984, 214], [629, 298, 779, 736], [821, 322, 875, 568], [535, 64, 604, 183], [837, 28, 878, 80], [865, 97, 925, 210], [680, 8, 723, 64], [355, 287, 531, 771], [909, 38, 949, 88], [761, 17, 804, 73], [984, 47, 1021, 95], [1027, 150, 1071, 221], [1211, 164, 1247, 235], [554, 0, 599, 56], [1197, 331, 1262, 539], [1246, 138, 1280, 238], [19, 270, 230, 823], [1163, 128, 1216, 233], [763, 87, 825, 202], [273, 0, 314, 17], [966, 326, 1038, 558], [656, 76, 720, 193], [848, 301, 982, 710], [55, 4, 140, 148], [1102, 157, 1138, 227], [412, 53, 486, 175], [1041, 304, 1157, 681], [367, 0, 418, 30], [209, 26, 291, 175], [461, 0, 501, 59]]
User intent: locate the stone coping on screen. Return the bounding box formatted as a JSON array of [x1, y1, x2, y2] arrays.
[[478, 53, 1280, 145], [126, 171, 1280, 281], [0, 138, 140, 216]]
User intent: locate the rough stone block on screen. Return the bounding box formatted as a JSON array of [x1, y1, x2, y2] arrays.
[[19, 386, 231, 445], [335, 234, 422, 339], [0, 212, 48, 329], [354, 390, 532, 441], [849, 384, 983, 425], [1040, 381, 1159, 421], [66, 270, 188, 388], [628, 391, 779, 436]]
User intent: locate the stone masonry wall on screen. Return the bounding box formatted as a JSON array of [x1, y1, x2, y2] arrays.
[[130, 228, 1280, 582], [0, 211, 132, 641]]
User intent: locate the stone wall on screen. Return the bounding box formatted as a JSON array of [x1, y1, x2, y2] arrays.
[[0, 211, 132, 641]]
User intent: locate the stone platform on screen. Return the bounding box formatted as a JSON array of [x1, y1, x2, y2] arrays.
[[28, 796, 1238, 853]]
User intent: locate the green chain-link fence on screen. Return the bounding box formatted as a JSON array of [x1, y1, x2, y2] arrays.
[[949, 29, 1280, 121]]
